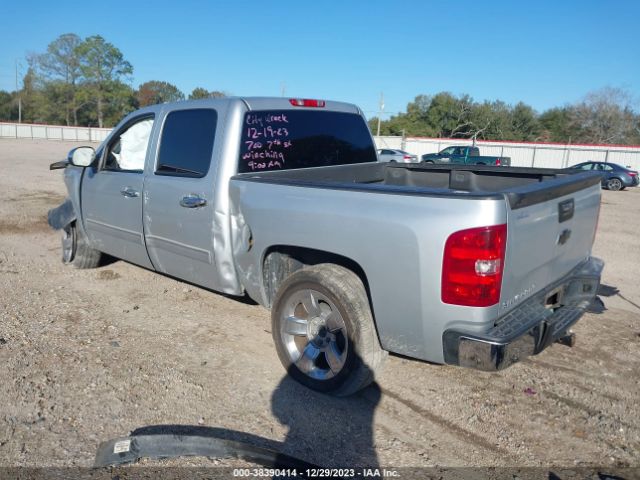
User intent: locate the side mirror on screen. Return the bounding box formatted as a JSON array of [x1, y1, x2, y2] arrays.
[[68, 146, 95, 167]]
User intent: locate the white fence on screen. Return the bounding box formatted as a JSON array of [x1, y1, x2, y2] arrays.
[[0, 122, 111, 143], [375, 136, 640, 171], [2, 121, 640, 171]]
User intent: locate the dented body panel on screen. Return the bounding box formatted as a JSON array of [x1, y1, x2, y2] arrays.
[[49, 96, 604, 366]]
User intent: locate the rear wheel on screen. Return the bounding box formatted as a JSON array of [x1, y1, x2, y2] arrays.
[[271, 264, 386, 396], [61, 222, 102, 269], [606, 177, 623, 191]]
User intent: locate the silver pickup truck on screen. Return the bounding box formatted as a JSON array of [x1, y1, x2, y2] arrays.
[[48, 97, 604, 396]]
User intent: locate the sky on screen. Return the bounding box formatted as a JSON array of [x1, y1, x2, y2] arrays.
[[0, 0, 638, 120]]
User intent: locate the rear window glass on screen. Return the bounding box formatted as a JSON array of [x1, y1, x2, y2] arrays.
[[156, 109, 217, 177], [238, 110, 376, 173]]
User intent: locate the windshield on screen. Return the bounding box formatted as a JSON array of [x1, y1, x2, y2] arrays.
[[238, 110, 376, 173]]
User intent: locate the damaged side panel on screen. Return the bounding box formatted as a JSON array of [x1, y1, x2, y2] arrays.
[[47, 198, 76, 230], [47, 165, 85, 232]]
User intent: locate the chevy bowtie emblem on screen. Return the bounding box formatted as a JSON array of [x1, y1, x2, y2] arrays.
[[558, 229, 572, 245]]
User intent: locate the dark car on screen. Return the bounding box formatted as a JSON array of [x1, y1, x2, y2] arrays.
[[421, 146, 511, 166], [570, 161, 639, 191]]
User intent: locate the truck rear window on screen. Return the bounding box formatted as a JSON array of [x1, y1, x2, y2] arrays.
[[238, 110, 376, 173]]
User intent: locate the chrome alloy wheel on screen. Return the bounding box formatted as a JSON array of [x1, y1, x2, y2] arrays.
[[279, 288, 348, 380], [61, 224, 75, 263]]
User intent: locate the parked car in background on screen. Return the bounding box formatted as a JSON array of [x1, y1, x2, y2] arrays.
[[377, 149, 417, 163], [421, 146, 511, 166], [570, 161, 639, 191]]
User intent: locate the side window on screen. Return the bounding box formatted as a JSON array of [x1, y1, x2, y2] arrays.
[[156, 109, 217, 177], [578, 163, 593, 170], [441, 147, 454, 155], [104, 116, 154, 172]]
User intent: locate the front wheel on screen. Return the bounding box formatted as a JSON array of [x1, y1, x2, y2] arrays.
[[271, 264, 386, 396], [61, 222, 102, 269], [606, 177, 623, 191]]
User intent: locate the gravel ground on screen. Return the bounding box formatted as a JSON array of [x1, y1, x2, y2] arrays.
[[0, 139, 638, 473]]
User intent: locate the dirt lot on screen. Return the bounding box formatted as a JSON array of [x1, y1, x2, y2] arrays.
[[0, 139, 639, 472]]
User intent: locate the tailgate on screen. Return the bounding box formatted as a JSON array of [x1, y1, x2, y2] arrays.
[[499, 174, 601, 315]]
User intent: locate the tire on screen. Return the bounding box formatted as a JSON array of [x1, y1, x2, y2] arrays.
[[606, 177, 623, 191], [61, 222, 102, 269], [271, 264, 386, 396], [423, 160, 434, 164]]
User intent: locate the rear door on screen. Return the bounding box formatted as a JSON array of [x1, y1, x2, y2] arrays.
[[81, 114, 155, 268], [143, 107, 221, 289]]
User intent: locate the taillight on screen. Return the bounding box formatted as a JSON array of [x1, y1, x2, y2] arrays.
[[403, 155, 412, 160], [289, 98, 326, 107], [629, 172, 637, 177], [495, 158, 501, 166], [442, 224, 507, 307]]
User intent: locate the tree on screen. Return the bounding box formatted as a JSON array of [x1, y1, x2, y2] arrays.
[[188, 87, 226, 100], [510, 102, 540, 141], [137, 80, 184, 106], [75, 35, 133, 127], [0, 90, 15, 121], [424, 92, 475, 138], [539, 107, 576, 142], [569, 87, 636, 144], [19, 67, 48, 124], [29, 33, 83, 125]]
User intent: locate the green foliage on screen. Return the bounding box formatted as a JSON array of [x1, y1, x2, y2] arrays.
[[0, 90, 15, 120], [372, 90, 638, 145], [29, 33, 83, 125], [74, 35, 133, 127], [188, 87, 226, 100], [20, 33, 134, 126], [510, 102, 540, 141], [8, 34, 639, 145], [137, 81, 184, 106], [539, 107, 577, 142]]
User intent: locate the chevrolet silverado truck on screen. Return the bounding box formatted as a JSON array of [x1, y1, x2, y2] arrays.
[[421, 145, 511, 166], [48, 97, 603, 396]]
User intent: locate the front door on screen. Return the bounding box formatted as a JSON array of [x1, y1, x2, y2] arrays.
[[81, 115, 155, 269], [143, 107, 220, 290]]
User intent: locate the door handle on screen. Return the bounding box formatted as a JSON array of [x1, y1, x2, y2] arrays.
[[180, 195, 207, 208], [120, 187, 140, 198]]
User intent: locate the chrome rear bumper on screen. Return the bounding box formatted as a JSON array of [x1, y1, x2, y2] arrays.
[[443, 257, 604, 371]]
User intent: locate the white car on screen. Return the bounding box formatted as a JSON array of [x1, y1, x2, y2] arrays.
[[377, 148, 418, 163]]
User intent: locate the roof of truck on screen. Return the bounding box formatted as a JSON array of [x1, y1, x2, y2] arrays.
[[130, 96, 361, 117]]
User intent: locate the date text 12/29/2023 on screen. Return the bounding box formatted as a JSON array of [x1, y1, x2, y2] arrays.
[[232, 468, 400, 478]]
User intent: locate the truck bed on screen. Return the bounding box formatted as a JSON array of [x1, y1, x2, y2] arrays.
[[229, 160, 602, 364], [233, 162, 602, 209]]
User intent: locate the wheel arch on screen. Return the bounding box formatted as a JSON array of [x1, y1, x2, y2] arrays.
[[261, 245, 374, 314], [47, 198, 77, 230]]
